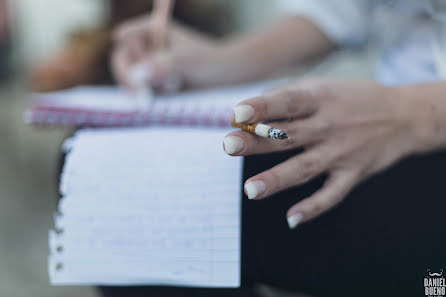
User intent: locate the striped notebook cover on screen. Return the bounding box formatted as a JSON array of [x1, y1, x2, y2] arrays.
[[26, 80, 283, 128]]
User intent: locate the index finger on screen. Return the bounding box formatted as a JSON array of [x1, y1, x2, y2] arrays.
[[233, 88, 318, 124], [111, 45, 135, 90], [113, 19, 145, 42]]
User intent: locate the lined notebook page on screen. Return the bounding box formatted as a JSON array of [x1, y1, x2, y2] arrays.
[[49, 127, 243, 287]]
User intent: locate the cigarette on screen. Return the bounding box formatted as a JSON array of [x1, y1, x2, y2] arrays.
[[231, 118, 289, 140]]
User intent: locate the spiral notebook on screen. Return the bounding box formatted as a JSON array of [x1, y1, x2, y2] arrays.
[[47, 79, 286, 287], [50, 127, 243, 287], [27, 80, 283, 128]]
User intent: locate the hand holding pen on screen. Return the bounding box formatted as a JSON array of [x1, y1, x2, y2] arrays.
[[111, 0, 177, 95]]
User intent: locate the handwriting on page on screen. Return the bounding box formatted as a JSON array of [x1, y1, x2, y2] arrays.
[[49, 127, 242, 287]]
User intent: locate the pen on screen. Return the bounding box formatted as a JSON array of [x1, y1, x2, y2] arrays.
[[128, 0, 175, 107], [153, 0, 175, 48], [231, 118, 289, 140]]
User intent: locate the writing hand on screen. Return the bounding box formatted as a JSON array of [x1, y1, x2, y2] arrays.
[[111, 15, 216, 93]]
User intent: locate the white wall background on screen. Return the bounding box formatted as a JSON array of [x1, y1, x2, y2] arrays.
[[232, 0, 279, 32], [9, 0, 280, 67], [10, 0, 108, 66]]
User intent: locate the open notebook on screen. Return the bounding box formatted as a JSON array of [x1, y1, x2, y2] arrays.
[[27, 80, 284, 128], [50, 127, 243, 287], [47, 80, 286, 287]]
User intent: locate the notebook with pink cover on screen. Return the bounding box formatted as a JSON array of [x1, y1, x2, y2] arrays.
[[26, 80, 284, 128]]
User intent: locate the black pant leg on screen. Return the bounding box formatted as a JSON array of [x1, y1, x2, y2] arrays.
[[60, 145, 446, 297], [99, 286, 260, 297], [242, 149, 446, 297]]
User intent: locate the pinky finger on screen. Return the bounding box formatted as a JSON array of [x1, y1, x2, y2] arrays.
[[286, 170, 358, 229]]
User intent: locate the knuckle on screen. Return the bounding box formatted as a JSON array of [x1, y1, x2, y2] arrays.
[[285, 131, 306, 148], [286, 135, 299, 148], [285, 122, 299, 135], [319, 119, 334, 134], [305, 199, 323, 215], [280, 90, 300, 117], [312, 84, 333, 100], [299, 156, 322, 181], [282, 123, 296, 137], [332, 191, 345, 204], [255, 96, 268, 120], [265, 169, 283, 192], [300, 90, 318, 115], [278, 88, 318, 118], [283, 122, 315, 147], [279, 89, 296, 101]]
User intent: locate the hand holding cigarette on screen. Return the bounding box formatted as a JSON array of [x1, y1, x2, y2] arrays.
[[224, 78, 420, 229]]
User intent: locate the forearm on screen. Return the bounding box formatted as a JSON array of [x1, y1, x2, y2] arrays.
[[184, 16, 336, 87], [398, 81, 446, 154]]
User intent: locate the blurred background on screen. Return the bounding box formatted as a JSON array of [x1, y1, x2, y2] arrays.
[[0, 1, 375, 296]]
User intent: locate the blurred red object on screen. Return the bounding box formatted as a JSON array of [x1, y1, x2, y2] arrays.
[[0, 0, 11, 81], [0, 0, 9, 39]]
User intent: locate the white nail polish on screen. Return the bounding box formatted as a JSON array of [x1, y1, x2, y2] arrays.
[[233, 105, 255, 123], [129, 63, 155, 108], [287, 213, 303, 229], [129, 64, 148, 86], [244, 180, 266, 199], [130, 63, 155, 86], [223, 136, 244, 154]]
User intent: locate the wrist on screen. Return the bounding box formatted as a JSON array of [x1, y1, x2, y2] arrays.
[[177, 42, 226, 88], [393, 84, 442, 155]]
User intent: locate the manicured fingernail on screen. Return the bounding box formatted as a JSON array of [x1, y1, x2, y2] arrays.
[[223, 136, 244, 154], [129, 63, 152, 88], [244, 180, 266, 199], [233, 105, 255, 123], [129, 64, 146, 83], [287, 213, 303, 229]]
